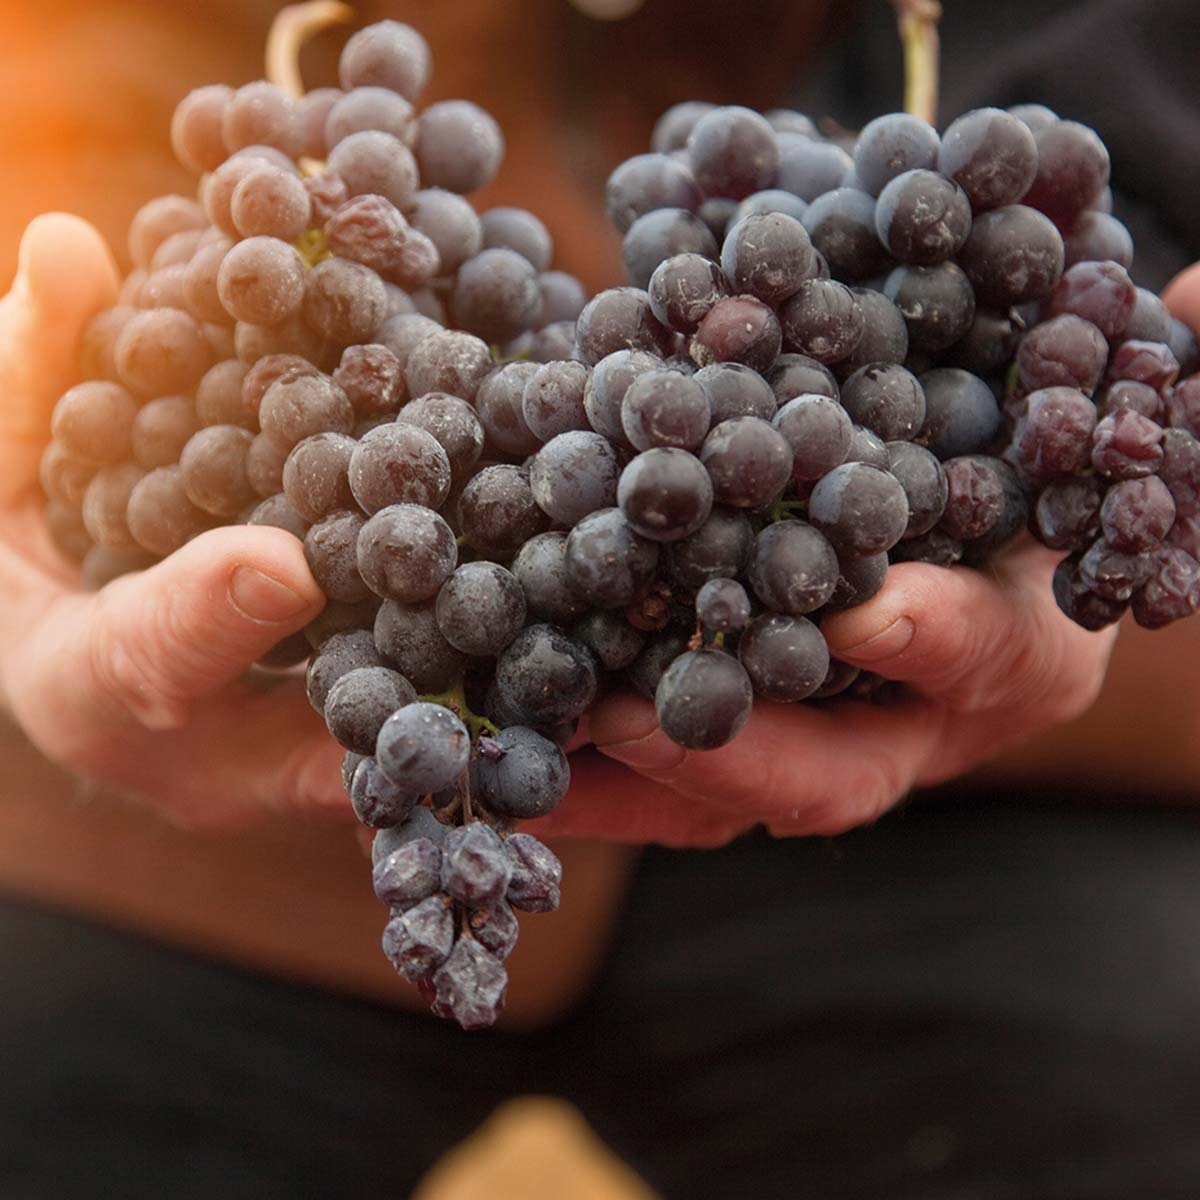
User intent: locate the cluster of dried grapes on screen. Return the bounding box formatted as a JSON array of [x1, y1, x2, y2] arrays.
[[36, 18, 1200, 1027]]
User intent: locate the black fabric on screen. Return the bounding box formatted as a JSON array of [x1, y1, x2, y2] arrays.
[[4, 792, 1200, 1199]]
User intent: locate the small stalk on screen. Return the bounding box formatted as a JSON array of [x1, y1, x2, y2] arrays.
[[266, 1, 355, 98], [891, 0, 942, 126]]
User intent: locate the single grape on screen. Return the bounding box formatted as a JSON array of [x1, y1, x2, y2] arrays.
[[474, 362, 542, 456], [732, 189, 810, 224], [1100, 475, 1175, 553], [687, 106, 778, 200], [51, 382, 138, 466], [171, 84, 233, 174], [179, 425, 255, 516], [802, 188, 885, 282], [324, 666, 417, 755], [280, 433, 357, 523], [529, 431, 620, 527], [620, 370, 711, 452], [511, 531, 589, 626], [939, 455, 1009, 540], [451, 248, 540, 344], [738, 613, 830, 702], [475, 727, 570, 819], [434, 561, 526, 657], [618, 447, 714, 542], [957, 205, 1064, 307], [259, 373, 355, 449], [115, 308, 212, 397], [778, 279, 865, 364], [416, 100, 504, 194], [917, 368, 1001, 459], [432, 936, 508, 1030], [1051, 556, 1127, 631], [808, 462, 910, 555], [665, 507, 754, 589], [323, 193, 411, 281], [457, 464, 551, 560], [647, 252, 728, 335], [1091, 409, 1164, 479], [522, 360, 591, 441], [700, 416, 793, 508], [348, 423, 451, 515], [356, 504, 457, 603], [570, 610, 645, 670], [774, 133, 852, 201], [837, 289, 910, 375], [623, 207, 717, 290], [302, 256, 389, 345], [1078, 538, 1153, 604], [882, 262, 976, 353], [564, 508, 660, 607], [886, 441, 948, 538], [327, 130, 419, 210], [1062, 211, 1134, 270], [875, 169, 971, 264], [771, 394, 852, 481], [574, 288, 673, 365], [305, 510, 371, 603], [494, 624, 598, 725], [937, 108, 1037, 211], [747, 519, 839, 614], [246, 492, 310, 541], [338, 20, 431, 99], [325, 86, 417, 151], [1048, 260, 1136, 341], [1107, 340, 1179, 393], [376, 701, 470, 795], [695, 362, 777, 423], [695, 577, 751, 632], [383, 894, 455, 983], [1132, 548, 1200, 629], [504, 833, 562, 912], [840, 364, 926, 442], [126, 466, 211, 556], [374, 599, 466, 693], [854, 112, 940, 197], [372, 838, 442, 906], [655, 648, 754, 749], [720, 212, 816, 304], [1024, 120, 1110, 222]]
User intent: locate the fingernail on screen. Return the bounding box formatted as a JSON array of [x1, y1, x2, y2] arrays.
[[834, 615, 916, 663], [600, 730, 688, 772], [228, 566, 312, 623]]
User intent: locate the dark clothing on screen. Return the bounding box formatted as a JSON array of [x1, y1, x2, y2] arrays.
[[4, 792, 1200, 1199]]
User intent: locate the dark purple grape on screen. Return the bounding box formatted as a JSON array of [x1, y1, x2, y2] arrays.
[[875, 169, 971, 264], [690, 295, 782, 373], [584, 349, 664, 447], [1062, 211, 1134, 270], [178, 425, 254, 517], [1048, 260, 1136, 341], [1017, 314, 1108, 395], [809, 462, 909, 555], [937, 108, 1037, 211], [332, 343, 404, 419], [774, 134, 851, 201], [115, 308, 213, 397], [395, 393, 484, 481], [939, 455, 1008, 540], [1052, 556, 1127, 630], [883, 262, 975, 353], [522, 360, 591, 442], [570, 610, 644, 671], [772, 394, 852, 481], [125, 466, 210, 556], [475, 727, 569, 820], [435, 561, 526, 657], [837, 289, 910, 376], [720, 212, 815, 304], [958, 205, 1064, 307], [605, 152, 702, 233], [563, 507, 659, 608], [854, 112, 940, 197], [700, 416, 793, 508], [327, 129, 418, 210], [511, 531, 588, 626], [452, 248, 540, 343], [618, 447, 714, 542], [324, 666, 417, 755], [840, 364, 925, 442], [1132, 547, 1200, 629], [1091, 409, 1164, 479], [325, 86, 416, 152], [305, 509, 371, 602], [778, 278, 864, 364], [627, 631, 690, 700], [432, 936, 508, 1030], [1107, 340, 1179, 393], [765, 353, 838, 405], [374, 600, 465, 693], [732, 189, 809, 224], [829, 550, 889, 609], [687, 106, 778, 200], [404, 330, 492, 403], [574, 288, 673, 366], [917, 368, 1001, 458], [1098, 380, 1161, 422], [231, 165, 310, 241], [695, 578, 751, 632], [623, 208, 717, 290], [377, 701, 470, 794], [282, 432, 357, 522], [695, 362, 777, 423], [802, 188, 885, 282], [457, 464, 550, 560], [748, 519, 839, 614], [504, 833, 562, 913], [373, 837, 442, 906], [339, 20, 430, 100], [351, 757, 418, 830], [886, 441, 948, 537], [356, 504, 456, 603], [647, 253, 727, 335], [323, 193, 411, 280], [651, 102, 716, 154], [666, 507, 754, 589], [889, 527, 964, 566], [171, 85, 232, 173], [302, 256, 388, 345], [1011, 386, 1097, 479], [306, 628, 384, 713], [844, 425, 890, 470], [655, 646, 754, 750], [1100, 475, 1175, 552], [530, 430, 620, 526], [1032, 475, 1104, 551], [494, 624, 598, 725], [738, 613, 829, 702], [51, 382, 137, 466], [247, 493, 310, 540], [1024, 121, 1110, 223], [1078, 538, 1153, 603], [620, 369, 710, 451]]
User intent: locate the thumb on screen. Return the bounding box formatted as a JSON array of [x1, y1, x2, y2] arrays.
[[49, 526, 324, 735], [1163, 260, 1200, 332]]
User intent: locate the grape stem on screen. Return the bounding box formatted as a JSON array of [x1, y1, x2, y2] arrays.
[[421, 680, 501, 742], [890, 0, 942, 126], [265, 1, 355, 98]]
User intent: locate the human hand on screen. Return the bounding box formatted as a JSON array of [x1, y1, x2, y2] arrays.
[[0, 215, 349, 830], [535, 535, 1115, 848]]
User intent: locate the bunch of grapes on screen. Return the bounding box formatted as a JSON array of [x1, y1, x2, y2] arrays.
[[35, 12, 1200, 1027]]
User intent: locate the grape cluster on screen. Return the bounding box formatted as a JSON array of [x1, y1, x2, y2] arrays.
[[36, 17, 1200, 1026]]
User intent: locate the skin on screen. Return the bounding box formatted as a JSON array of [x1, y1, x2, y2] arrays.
[[0, 212, 1132, 851]]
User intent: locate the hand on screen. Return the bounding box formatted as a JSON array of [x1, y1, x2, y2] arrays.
[[536, 527, 1115, 849], [0, 215, 349, 830]]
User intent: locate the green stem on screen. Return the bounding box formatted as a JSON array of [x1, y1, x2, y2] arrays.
[[421, 680, 500, 742], [890, 0, 942, 126]]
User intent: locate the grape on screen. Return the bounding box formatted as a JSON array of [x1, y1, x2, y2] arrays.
[[1124, 290, 1173, 347], [686, 106, 778, 200], [664, 508, 753, 591], [215, 236, 305, 328], [748, 519, 839, 614], [323, 194, 410, 280], [957, 205, 1064, 307], [917, 368, 1001, 459], [347, 423, 451, 516], [624, 631, 687, 699], [175, 425, 255, 517], [838, 289, 910, 375], [193, 360, 250, 431], [474, 362, 542, 456], [840, 364, 926, 442], [280, 433, 357, 523], [306, 628, 384, 713], [570, 610, 644, 670], [774, 133, 852, 201], [1016, 314, 1108, 396], [844, 424, 891, 470], [574, 288, 673, 365], [405, 330, 493, 403], [467, 901, 520, 961], [383, 894, 455, 982], [247, 493, 310, 540], [475, 727, 570, 819], [79, 306, 136, 382], [618, 447, 714, 542], [937, 108, 1037, 211], [395, 393, 485, 480], [171, 84, 232, 173], [582, 349, 661, 447], [242, 354, 317, 415], [40, 443, 96, 510], [700, 416, 793, 508], [474, 206, 553, 273], [150, 229, 205, 270], [522, 360, 590, 441], [1024, 121, 1110, 222], [325, 86, 417, 151], [294, 87, 341, 158], [939, 455, 1009, 540], [115, 308, 212, 397], [732, 189, 810, 224], [1062, 211, 1134, 270], [221, 81, 297, 155], [720, 212, 815, 304], [889, 527, 964, 566], [882, 441, 946, 538], [373, 838, 442, 906], [457, 465, 550, 560], [376, 701, 470, 795], [772, 394, 852, 481], [802, 188, 885, 282], [1107, 340, 1179, 393], [695, 362, 777, 424], [1098, 380, 1160, 422], [559, 506, 659, 608], [357, 504, 456, 603], [305, 510, 371, 603], [409, 188, 484, 274], [435, 561, 526, 657], [883, 262, 975, 353], [695, 577, 751, 632], [494, 624, 598, 725], [505, 832, 563, 912], [178, 239, 232, 327], [829, 550, 889, 608], [778, 279, 865, 364], [1091, 409, 1164, 479], [1168, 319, 1200, 377], [644, 253, 725, 337], [697, 197, 739, 242], [691, 296, 782, 373], [1132, 548, 1200, 629], [536, 271, 587, 324], [511, 532, 588, 626], [655, 648, 753, 749], [327, 130, 419, 210], [244, 434, 288, 498], [416, 100, 504, 194], [1031, 475, 1104, 552], [451, 248, 540, 344], [324, 666, 417, 755], [1048, 260, 1136, 341], [259, 373, 354, 448], [620, 370, 711, 452], [51, 382, 137, 465], [875, 169, 971, 264], [374, 600, 466, 693], [230, 166, 310, 242], [623, 208, 717, 291], [127, 195, 206, 269], [432, 937, 508, 1030], [125, 466, 211, 556], [303, 171, 351, 226], [605, 153, 702, 234], [530, 431, 620, 526], [331, 344, 404, 419], [854, 112, 940, 197], [339, 20, 430, 99], [1078, 538, 1153, 604], [809, 462, 909, 555], [1100, 475, 1175, 553], [82, 460, 144, 549], [738, 613, 829, 702], [302, 257, 389, 346], [1051, 556, 1126, 631], [1010, 385, 1096, 480]]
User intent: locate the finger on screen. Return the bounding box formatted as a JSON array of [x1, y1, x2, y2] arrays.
[[1162, 260, 1200, 329], [18, 526, 323, 743], [588, 689, 945, 838], [820, 540, 1113, 721], [527, 748, 746, 847], [0, 214, 120, 439]]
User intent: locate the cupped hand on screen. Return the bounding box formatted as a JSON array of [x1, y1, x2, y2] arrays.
[[0, 215, 349, 830], [539, 527, 1115, 848]]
